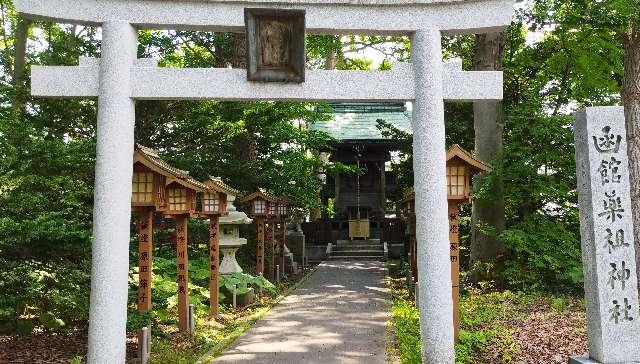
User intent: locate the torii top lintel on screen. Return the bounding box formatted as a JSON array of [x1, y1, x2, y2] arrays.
[[15, 0, 514, 35]]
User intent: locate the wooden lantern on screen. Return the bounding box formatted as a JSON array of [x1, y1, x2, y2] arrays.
[[446, 144, 492, 202], [241, 189, 278, 276], [269, 199, 280, 218], [132, 145, 168, 212], [277, 199, 290, 218], [241, 188, 277, 217], [201, 176, 237, 217]]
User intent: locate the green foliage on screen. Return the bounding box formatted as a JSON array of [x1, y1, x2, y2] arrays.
[[0, 259, 90, 334], [391, 295, 421, 364], [456, 327, 519, 364]]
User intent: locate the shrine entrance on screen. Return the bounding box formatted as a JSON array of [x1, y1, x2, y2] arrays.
[[14, 0, 514, 362]]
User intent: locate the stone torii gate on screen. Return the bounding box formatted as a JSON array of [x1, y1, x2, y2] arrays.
[[15, 0, 514, 362]]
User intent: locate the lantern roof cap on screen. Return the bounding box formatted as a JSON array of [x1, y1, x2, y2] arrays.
[[204, 176, 239, 197], [446, 144, 492, 173], [240, 188, 278, 203], [400, 145, 492, 202], [134, 144, 207, 192]]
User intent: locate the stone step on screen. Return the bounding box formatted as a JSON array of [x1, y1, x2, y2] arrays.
[[333, 245, 382, 250], [332, 250, 384, 256], [328, 255, 385, 261], [336, 239, 381, 246]]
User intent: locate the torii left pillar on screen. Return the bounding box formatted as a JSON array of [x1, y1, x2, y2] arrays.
[[87, 21, 137, 363]]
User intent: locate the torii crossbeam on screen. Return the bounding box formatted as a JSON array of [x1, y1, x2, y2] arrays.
[[15, 0, 515, 363]]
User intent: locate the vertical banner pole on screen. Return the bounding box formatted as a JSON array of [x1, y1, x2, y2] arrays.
[[86, 20, 137, 364], [176, 215, 189, 332], [411, 28, 455, 363], [209, 216, 220, 317], [138, 209, 153, 311], [256, 217, 265, 275]]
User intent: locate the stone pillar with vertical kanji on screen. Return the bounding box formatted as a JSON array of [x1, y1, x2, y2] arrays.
[[256, 217, 265, 276], [448, 202, 460, 343], [175, 216, 189, 332], [266, 221, 275, 281], [138, 209, 153, 311], [573, 106, 640, 363], [209, 216, 220, 317]]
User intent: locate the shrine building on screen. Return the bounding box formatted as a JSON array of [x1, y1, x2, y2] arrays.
[[306, 102, 410, 247]]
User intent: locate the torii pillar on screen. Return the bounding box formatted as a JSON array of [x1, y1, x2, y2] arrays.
[[89, 21, 138, 362], [412, 28, 455, 362]]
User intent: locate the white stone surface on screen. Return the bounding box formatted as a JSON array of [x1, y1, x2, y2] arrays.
[[31, 60, 502, 102], [574, 106, 640, 363], [15, 0, 515, 35], [219, 245, 246, 274], [86, 21, 138, 364], [411, 28, 455, 363]]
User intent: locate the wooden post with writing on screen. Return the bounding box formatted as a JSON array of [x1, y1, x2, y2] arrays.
[[266, 221, 275, 281], [280, 220, 286, 276], [138, 209, 153, 311], [448, 202, 460, 342], [410, 213, 418, 282], [256, 216, 265, 276], [209, 215, 220, 317], [175, 216, 189, 332]]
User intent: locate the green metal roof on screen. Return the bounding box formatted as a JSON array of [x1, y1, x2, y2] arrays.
[[311, 103, 412, 141]]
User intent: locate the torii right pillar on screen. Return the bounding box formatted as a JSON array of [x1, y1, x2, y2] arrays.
[[411, 28, 455, 362]]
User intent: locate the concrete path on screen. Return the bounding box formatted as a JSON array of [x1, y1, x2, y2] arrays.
[[212, 260, 389, 364]]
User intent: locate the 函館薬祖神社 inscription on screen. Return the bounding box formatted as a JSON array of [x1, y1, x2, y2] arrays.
[[573, 106, 640, 363]]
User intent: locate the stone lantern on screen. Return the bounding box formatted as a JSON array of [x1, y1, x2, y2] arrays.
[[219, 196, 253, 275]]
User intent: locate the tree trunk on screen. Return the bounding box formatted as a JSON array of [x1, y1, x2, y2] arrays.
[[621, 22, 640, 293], [309, 49, 339, 221], [470, 32, 507, 282], [12, 17, 31, 115]]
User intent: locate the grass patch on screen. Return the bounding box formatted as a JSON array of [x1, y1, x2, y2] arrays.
[[386, 260, 527, 364]]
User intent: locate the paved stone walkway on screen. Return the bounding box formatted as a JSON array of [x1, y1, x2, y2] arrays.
[[212, 260, 389, 364]]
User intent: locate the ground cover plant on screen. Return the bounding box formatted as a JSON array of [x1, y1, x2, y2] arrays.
[[387, 260, 587, 364]]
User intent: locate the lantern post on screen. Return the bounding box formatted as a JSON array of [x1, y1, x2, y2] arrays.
[[403, 192, 418, 284], [200, 177, 238, 318], [163, 174, 206, 332], [267, 202, 280, 281], [241, 189, 277, 276], [131, 146, 162, 313]]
